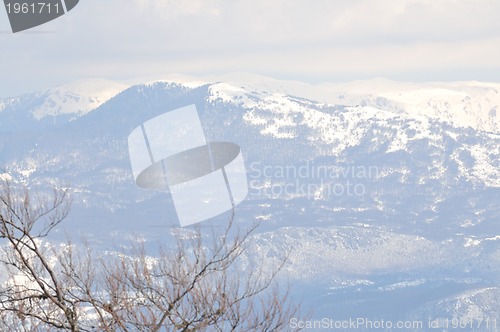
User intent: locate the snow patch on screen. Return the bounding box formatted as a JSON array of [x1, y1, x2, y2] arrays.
[[31, 79, 128, 119]]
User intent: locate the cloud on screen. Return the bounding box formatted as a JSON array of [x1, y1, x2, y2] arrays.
[[0, 0, 499, 96]]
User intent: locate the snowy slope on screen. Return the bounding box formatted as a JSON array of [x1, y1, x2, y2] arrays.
[[0, 79, 127, 131], [319, 79, 500, 134], [30, 79, 129, 119], [203, 74, 500, 134]]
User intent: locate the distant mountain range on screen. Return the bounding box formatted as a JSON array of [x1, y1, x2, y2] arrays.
[[2, 74, 499, 133], [1, 75, 499, 328]]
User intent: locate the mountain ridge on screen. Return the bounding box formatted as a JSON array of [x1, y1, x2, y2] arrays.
[[1, 75, 499, 133]]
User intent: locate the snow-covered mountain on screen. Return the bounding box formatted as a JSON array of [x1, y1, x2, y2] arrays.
[[203, 74, 500, 134], [1, 75, 499, 328], [317, 79, 500, 134], [0, 79, 127, 131]]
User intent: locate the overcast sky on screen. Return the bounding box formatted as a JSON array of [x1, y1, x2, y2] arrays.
[[1, 0, 499, 97]]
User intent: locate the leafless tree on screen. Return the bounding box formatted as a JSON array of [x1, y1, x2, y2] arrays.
[[0, 180, 81, 331], [0, 180, 301, 331], [97, 221, 297, 332]]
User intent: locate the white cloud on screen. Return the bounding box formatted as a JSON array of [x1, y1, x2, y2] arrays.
[[0, 0, 499, 96]]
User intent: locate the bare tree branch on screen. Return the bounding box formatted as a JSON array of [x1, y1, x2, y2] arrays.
[[1, 179, 303, 331]]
